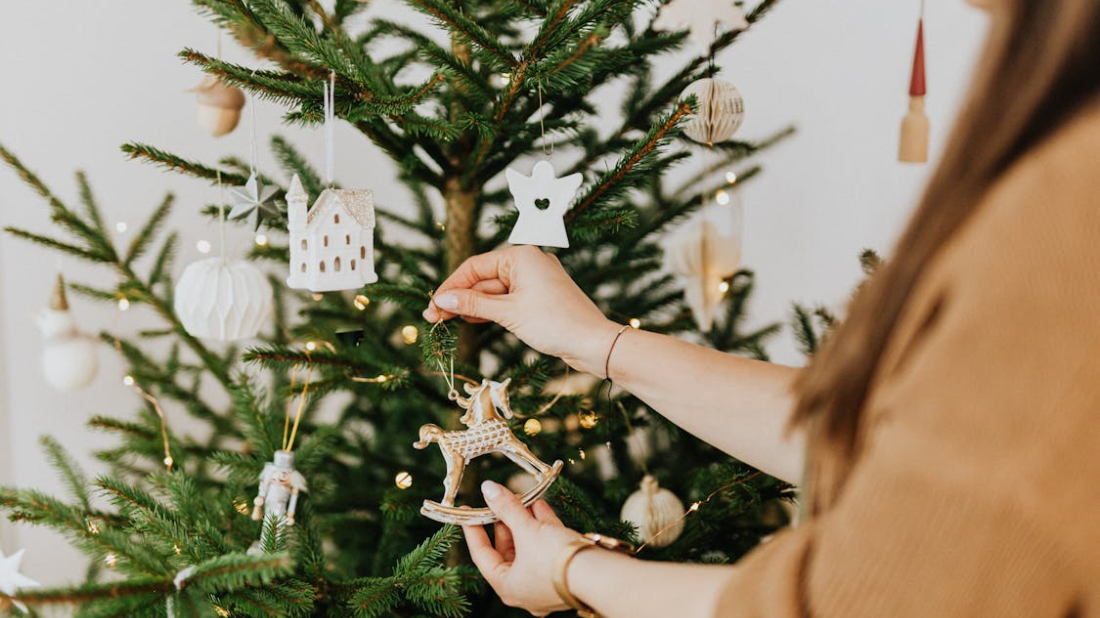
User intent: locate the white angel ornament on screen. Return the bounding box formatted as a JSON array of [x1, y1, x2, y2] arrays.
[[251, 450, 308, 528], [506, 160, 583, 249]]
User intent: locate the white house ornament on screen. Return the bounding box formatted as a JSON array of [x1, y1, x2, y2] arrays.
[[252, 450, 308, 528], [285, 174, 379, 292], [653, 0, 749, 54], [620, 475, 686, 548], [506, 160, 583, 249], [680, 78, 745, 145], [228, 172, 280, 231], [38, 274, 99, 391], [0, 547, 40, 613], [663, 201, 743, 331], [414, 378, 564, 525], [191, 76, 246, 138], [174, 258, 273, 341]]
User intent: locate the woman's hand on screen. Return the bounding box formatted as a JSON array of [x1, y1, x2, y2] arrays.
[[463, 481, 582, 616], [423, 246, 620, 377]]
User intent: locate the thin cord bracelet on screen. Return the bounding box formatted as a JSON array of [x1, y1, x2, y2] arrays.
[[603, 324, 631, 382]]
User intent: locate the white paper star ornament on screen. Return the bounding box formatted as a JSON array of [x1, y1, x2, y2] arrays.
[[506, 160, 583, 249], [228, 172, 281, 231], [0, 548, 40, 613], [653, 0, 749, 53]]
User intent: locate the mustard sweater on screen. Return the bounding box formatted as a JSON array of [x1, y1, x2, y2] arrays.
[[717, 103, 1100, 616]]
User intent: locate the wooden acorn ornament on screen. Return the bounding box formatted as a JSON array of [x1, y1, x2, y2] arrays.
[[899, 15, 929, 163], [679, 78, 745, 145], [191, 76, 246, 138], [620, 475, 686, 548], [415, 378, 563, 525]]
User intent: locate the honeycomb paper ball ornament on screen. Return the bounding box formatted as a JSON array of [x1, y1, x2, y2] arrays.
[[620, 475, 686, 548], [38, 275, 99, 391], [679, 78, 745, 145], [174, 258, 272, 341], [191, 76, 246, 138]]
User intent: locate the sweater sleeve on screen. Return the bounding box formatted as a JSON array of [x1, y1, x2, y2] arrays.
[[711, 105, 1100, 618]]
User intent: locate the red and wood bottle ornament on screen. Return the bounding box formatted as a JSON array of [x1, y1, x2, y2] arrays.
[[899, 8, 929, 163]]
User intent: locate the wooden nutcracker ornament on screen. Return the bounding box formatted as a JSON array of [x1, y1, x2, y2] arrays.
[[251, 450, 307, 528], [899, 9, 930, 163], [415, 378, 563, 525]]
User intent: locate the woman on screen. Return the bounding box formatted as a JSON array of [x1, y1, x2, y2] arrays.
[[422, 0, 1100, 615]]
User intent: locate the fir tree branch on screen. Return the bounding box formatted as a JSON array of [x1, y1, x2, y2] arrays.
[[121, 143, 249, 185]]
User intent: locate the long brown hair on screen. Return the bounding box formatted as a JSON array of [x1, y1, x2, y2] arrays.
[[792, 0, 1100, 497]]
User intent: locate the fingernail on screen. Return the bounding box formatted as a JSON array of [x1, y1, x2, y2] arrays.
[[435, 293, 458, 311], [481, 480, 502, 500]]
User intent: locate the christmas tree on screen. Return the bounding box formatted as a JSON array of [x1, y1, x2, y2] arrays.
[[0, 0, 803, 616]]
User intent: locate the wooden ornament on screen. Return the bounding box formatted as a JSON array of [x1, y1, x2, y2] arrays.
[[680, 78, 745, 145], [285, 174, 379, 293], [415, 378, 563, 525], [620, 475, 686, 548], [192, 76, 246, 138], [174, 257, 273, 341], [899, 17, 930, 163]]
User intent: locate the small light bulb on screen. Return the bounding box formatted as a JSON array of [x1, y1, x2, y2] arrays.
[[122, 375, 135, 387], [436, 221, 446, 231], [523, 418, 542, 436], [376, 374, 389, 383], [305, 341, 317, 351], [689, 501, 702, 512], [234, 499, 251, 515], [629, 318, 641, 329], [401, 325, 419, 345], [578, 411, 599, 429], [87, 520, 100, 534], [718, 281, 730, 293], [196, 240, 212, 254], [173, 544, 182, 555], [117, 298, 131, 312], [715, 189, 730, 205], [395, 471, 413, 489], [214, 606, 231, 618], [312, 293, 324, 301], [164, 456, 174, 468], [115, 222, 128, 233], [254, 234, 268, 246], [725, 171, 738, 184], [354, 295, 370, 310], [578, 448, 586, 460], [105, 554, 118, 568]]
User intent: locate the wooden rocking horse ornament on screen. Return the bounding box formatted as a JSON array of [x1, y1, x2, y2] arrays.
[[415, 378, 564, 525]]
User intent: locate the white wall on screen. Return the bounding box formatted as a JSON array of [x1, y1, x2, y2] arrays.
[[0, 0, 986, 584]]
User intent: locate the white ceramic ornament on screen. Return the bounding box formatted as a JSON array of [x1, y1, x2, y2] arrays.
[[506, 160, 583, 249], [653, 0, 748, 54], [174, 258, 272, 341], [38, 275, 99, 391], [620, 475, 686, 548], [680, 78, 745, 144], [663, 198, 743, 331], [0, 547, 40, 613], [286, 175, 379, 292], [191, 76, 246, 138]]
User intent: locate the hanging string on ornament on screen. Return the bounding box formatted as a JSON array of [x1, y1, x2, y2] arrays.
[[324, 70, 336, 187], [251, 364, 311, 535], [228, 74, 279, 231]]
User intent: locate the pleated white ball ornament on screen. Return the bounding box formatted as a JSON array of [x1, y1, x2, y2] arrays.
[[620, 475, 686, 548], [679, 78, 745, 144], [174, 258, 272, 341], [38, 275, 99, 391]]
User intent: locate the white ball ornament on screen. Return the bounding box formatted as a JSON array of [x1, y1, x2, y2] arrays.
[[620, 475, 686, 548], [174, 258, 272, 341], [38, 276, 99, 391], [679, 78, 745, 145]]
